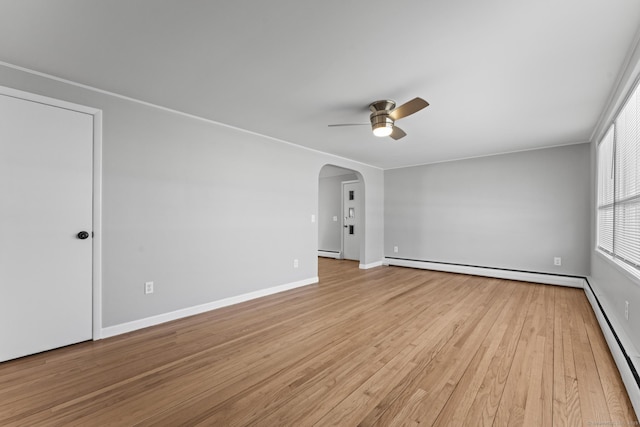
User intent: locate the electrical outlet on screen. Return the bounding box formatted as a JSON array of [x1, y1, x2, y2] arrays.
[[554, 257, 561, 266], [293, 259, 299, 269], [145, 281, 154, 294], [394, 246, 398, 253], [625, 301, 629, 320]]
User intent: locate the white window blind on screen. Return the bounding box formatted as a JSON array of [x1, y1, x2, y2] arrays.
[[597, 80, 640, 274]]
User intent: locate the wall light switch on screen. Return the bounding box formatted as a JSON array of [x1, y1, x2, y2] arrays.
[[145, 281, 154, 294], [625, 301, 629, 320], [394, 246, 399, 253], [293, 259, 299, 268], [554, 257, 561, 266], [332, 216, 338, 222], [311, 214, 315, 223]]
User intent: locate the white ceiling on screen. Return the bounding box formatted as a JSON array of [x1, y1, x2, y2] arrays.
[[1, 1, 639, 169]]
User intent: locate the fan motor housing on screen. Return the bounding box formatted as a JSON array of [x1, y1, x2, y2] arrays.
[[370, 112, 394, 128], [369, 100, 396, 112]]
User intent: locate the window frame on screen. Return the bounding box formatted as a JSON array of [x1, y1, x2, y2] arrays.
[[595, 77, 640, 285]]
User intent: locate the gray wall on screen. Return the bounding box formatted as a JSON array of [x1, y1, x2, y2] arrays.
[[0, 64, 384, 328], [385, 143, 591, 276], [318, 173, 357, 252]]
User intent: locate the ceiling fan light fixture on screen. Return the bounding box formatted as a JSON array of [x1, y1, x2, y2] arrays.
[[370, 112, 394, 137], [329, 97, 428, 141], [372, 122, 393, 137]]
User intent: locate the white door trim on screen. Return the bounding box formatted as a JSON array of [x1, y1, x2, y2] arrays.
[[0, 85, 103, 340]]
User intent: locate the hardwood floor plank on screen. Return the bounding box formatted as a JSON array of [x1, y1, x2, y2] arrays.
[[493, 284, 547, 426], [374, 280, 513, 426], [522, 334, 546, 426], [570, 289, 612, 425], [460, 284, 533, 426], [559, 287, 584, 427], [552, 286, 569, 427], [0, 259, 635, 426], [356, 277, 505, 426], [540, 285, 555, 427], [432, 282, 521, 426], [254, 274, 488, 427]]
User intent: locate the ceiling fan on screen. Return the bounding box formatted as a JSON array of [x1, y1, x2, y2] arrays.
[[328, 97, 429, 140]]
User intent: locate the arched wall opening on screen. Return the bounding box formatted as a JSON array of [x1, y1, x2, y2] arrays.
[[318, 164, 366, 265]]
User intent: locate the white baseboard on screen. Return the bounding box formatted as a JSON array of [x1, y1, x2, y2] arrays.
[[318, 250, 342, 259], [383, 258, 584, 288], [584, 281, 640, 418], [100, 276, 319, 339], [359, 260, 383, 270]]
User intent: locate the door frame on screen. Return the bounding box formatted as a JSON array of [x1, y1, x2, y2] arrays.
[[341, 179, 360, 262], [0, 85, 103, 340]]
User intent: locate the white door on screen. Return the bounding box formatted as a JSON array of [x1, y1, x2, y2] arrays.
[[0, 93, 93, 362], [343, 181, 361, 261]]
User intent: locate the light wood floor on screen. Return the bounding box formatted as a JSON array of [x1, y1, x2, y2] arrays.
[[0, 259, 636, 426]]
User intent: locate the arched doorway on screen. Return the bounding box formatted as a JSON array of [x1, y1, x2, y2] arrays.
[[318, 165, 364, 263]]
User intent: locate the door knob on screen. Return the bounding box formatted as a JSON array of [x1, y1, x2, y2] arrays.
[[77, 231, 90, 240]]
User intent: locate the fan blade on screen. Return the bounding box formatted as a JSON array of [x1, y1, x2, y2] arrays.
[[389, 97, 429, 121], [390, 126, 406, 140], [328, 123, 369, 127]]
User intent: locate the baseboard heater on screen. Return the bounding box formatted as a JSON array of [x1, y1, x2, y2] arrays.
[[318, 250, 341, 259], [384, 257, 584, 288], [584, 279, 640, 417]]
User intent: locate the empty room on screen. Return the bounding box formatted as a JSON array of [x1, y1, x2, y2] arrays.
[[1, 1, 640, 425]]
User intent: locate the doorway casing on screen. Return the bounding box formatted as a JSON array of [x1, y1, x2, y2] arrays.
[[317, 164, 366, 265], [0, 85, 104, 340]]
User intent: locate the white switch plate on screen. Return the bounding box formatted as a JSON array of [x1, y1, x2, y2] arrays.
[[394, 246, 398, 253], [311, 214, 315, 223], [625, 301, 629, 320], [333, 216, 338, 222], [554, 257, 561, 266], [145, 281, 154, 294], [293, 259, 299, 268]]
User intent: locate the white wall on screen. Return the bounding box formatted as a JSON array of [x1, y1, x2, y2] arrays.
[[385, 143, 591, 276], [0, 64, 384, 329], [318, 173, 357, 252]]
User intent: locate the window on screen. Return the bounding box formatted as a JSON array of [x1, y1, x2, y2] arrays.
[[597, 81, 640, 277]]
